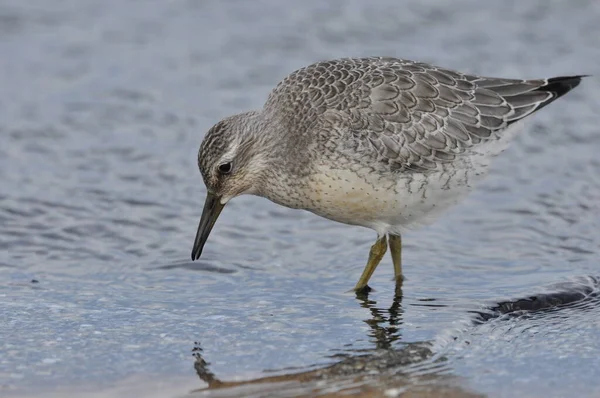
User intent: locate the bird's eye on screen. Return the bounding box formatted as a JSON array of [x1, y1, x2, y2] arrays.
[[218, 162, 232, 174]]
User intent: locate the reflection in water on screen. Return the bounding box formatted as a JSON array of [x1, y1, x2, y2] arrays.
[[191, 277, 600, 397], [355, 284, 404, 351], [191, 282, 464, 397]]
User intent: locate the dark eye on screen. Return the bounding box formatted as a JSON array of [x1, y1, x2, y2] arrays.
[[218, 162, 232, 174]]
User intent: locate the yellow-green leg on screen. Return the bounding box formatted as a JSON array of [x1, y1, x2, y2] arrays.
[[389, 234, 403, 283], [353, 235, 388, 292]]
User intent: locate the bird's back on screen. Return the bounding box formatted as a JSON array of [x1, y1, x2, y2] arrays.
[[263, 57, 583, 174], [258, 57, 583, 232]]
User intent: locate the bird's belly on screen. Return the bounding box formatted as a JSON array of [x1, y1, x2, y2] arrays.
[[304, 166, 482, 234]]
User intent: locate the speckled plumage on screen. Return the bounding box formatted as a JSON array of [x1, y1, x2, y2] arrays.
[[197, 57, 582, 233], [193, 57, 583, 284]]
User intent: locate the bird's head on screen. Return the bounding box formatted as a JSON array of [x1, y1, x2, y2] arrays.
[[191, 112, 270, 260]]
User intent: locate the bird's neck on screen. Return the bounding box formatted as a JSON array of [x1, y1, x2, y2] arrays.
[[249, 113, 317, 210]]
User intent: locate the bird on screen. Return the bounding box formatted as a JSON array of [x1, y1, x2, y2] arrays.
[[190, 56, 584, 293]]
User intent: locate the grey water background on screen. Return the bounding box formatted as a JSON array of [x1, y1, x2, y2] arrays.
[[1, 0, 600, 397]]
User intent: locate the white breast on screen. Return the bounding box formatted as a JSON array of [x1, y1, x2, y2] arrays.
[[301, 121, 527, 234], [303, 162, 488, 235]]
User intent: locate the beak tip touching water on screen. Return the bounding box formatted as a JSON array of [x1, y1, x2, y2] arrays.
[[190, 238, 205, 261], [191, 192, 225, 262]]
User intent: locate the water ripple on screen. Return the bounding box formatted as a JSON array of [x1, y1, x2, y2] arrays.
[[1, 0, 600, 397]]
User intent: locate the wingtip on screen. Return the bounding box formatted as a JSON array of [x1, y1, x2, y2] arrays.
[[544, 75, 587, 96], [530, 74, 586, 112]]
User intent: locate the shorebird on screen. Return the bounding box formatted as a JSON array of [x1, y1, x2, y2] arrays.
[[190, 57, 584, 292]]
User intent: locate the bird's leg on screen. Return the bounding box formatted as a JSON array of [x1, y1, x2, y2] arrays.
[[388, 234, 403, 284], [354, 235, 388, 292]]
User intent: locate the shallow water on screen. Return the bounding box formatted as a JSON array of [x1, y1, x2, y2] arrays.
[[1, 1, 600, 397]]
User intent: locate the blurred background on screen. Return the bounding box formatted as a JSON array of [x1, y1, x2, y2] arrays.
[[1, 1, 599, 397]]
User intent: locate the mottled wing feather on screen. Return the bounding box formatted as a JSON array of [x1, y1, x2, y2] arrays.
[[264, 57, 582, 173]]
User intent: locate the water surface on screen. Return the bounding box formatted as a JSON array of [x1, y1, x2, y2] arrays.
[[1, 1, 600, 397]]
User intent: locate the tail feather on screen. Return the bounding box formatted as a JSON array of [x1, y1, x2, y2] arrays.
[[500, 75, 587, 125], [532, 75, 587, 112]]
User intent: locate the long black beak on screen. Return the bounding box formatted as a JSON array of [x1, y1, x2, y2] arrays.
[[191, 192, 225, 260]]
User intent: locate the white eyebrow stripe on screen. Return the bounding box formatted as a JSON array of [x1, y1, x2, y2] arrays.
[[217, 141, 239, 165]]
